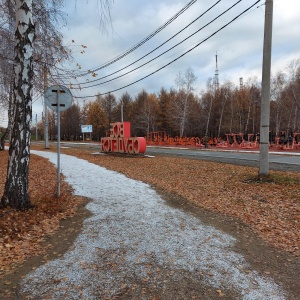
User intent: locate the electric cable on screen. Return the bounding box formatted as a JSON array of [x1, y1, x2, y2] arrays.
[[74, 0, 261, 98], [70, 0, 223, 87], [72, 0, 242, 90], [55, 0, 198, 77]]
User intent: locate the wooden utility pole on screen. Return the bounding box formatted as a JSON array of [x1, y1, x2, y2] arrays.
[[259, 0, 273, 176]]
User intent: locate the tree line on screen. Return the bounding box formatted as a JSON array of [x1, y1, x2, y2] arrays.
[[35, 62, 300, 142]]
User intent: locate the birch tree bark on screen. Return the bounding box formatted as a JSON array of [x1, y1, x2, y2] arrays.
[[1, 0, 34, 209], [202, 79, 214, 136]]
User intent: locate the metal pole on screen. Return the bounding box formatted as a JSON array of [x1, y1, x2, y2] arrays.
[[57, 92, 61, 197], [44, 65, 49, 148], [259, 0, 273, 176], [121, 101, 124, 122], [44, 103, 49, 148], [35, 113, 37, 140]]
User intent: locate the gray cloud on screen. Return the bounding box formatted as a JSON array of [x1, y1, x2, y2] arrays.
[[49, 0, 300, 101]]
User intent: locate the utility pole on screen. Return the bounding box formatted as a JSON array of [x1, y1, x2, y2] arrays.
[[121, 100, 124, 122], [35, 113, 38, 140], [44, 65, 49, 148], [259, 0, 273, 177]]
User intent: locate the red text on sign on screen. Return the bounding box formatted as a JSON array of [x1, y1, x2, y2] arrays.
[[101, 122, 146, 154]]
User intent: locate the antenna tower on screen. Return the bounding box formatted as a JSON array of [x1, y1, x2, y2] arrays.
[[214, 52, 219, 90], [239, 77, 244, 89]]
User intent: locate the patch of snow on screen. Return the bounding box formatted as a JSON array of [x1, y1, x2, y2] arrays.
[[20, 151, 286, 299]]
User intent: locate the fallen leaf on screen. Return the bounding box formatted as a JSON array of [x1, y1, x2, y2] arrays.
[[217, 289, 225, 297]]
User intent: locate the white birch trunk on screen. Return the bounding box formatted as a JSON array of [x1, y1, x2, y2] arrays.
[[205, 94, 213, 136], [1, 0, 34, 209]]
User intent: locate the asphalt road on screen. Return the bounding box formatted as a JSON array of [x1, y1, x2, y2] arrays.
[[145, 146, 300, 172], [35, 141, 300, 172]]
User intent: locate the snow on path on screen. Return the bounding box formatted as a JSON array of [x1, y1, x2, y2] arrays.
[[20, 151, 286, 299]]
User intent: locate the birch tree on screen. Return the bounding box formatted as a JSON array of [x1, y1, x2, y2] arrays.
[[201, 78, 214, 136], [286, 60, 300, 132], [216, 82, 233, 138], [173, 67, 196, 137], [0, 0, 15, 147], [0, 0, 71, 151], [139, 93, 159, 136], [1, 0, 35, 209], [271, 71, 286, 136], [1, 0, 113, 209]]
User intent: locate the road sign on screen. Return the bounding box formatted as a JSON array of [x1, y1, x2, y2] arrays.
[[81, 125, 93, 133], [44, 85, 72, 112], [44, 85, 73, 197]]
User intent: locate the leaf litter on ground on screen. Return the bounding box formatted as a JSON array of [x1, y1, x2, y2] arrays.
[[0, 145, 299, 280]]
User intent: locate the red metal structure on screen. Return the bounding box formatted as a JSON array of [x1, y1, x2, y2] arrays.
[[146, 132, 203, 147], [145, 130, 300, 152]]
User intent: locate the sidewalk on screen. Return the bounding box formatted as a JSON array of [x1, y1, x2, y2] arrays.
[[19, 151, 286, 299]]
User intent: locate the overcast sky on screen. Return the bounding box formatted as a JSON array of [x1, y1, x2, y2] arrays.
[[33, 0, 300, 115]]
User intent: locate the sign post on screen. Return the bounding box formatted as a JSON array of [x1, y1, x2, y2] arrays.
[[81, 125, 93, 142], [45, 85, 72, 197], [57, 91, 61, 197]]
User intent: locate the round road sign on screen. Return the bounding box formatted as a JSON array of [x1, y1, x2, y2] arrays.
[[44, 85, 73, 112]]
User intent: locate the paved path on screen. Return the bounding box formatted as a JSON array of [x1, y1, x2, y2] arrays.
[[19, 151, 286, 299]]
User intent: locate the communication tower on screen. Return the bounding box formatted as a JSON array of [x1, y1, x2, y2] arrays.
[[214, 52, 219, 90], [239, 77, 244, 89]]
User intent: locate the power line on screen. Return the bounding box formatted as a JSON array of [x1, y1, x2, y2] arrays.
[[72, 0, 243, 90], [1, 0, 196, 82], [56, 0, 198, 78], [70, 0, 223, 87], [74, 0, 262, 98]]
